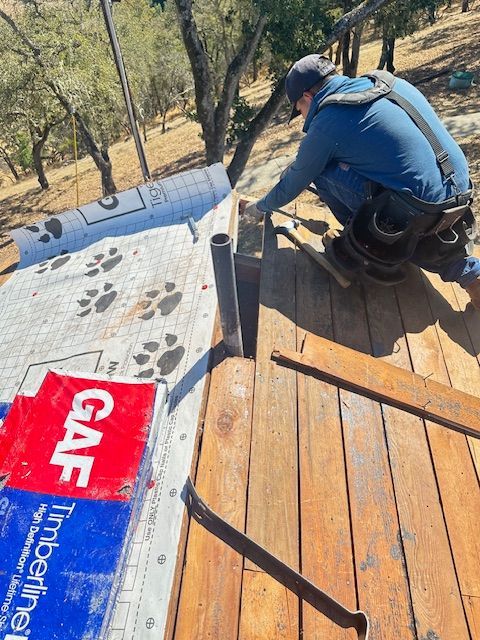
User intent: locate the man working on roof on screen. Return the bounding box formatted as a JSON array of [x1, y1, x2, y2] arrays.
[[246, 54, 479, 308]]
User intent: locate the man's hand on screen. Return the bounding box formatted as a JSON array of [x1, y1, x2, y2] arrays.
[[322, 227, 341, 248], [243, 200, 268, 221]]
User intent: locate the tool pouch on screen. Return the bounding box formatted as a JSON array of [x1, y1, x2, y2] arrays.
[[345, 186, 476, 267], [346, 190, 420, 265]]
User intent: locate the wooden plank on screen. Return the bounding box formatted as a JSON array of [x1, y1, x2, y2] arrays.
[[282, 222, 351, 288], [165, 197, 240, 640], [239, 211, 299, 639], [364, 280, 470, 639], [295, 203, 356, 639], [273, 332, 480, 440], [173, 357, 255, 640], [421, 271, 480, 470], [239, 571, 299, 639], [163, 319, 225, 640], [329, 264, 414, 637], [395, 268, 480, 633], [464, 595, 480, 639]]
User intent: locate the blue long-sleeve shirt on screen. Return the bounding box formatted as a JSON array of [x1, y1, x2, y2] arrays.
[[257, 75, 469, 212]]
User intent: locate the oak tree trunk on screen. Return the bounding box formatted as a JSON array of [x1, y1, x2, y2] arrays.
[[32, 124, 51, 190], [350, 24, 363, 77], [378, 34, 395, 73]]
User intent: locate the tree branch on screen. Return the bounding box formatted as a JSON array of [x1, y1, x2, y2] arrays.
[[215, 14, 267, 141], [174, 0, 216, 142], [317, 0, 393, 53], [227, 78, 285, 186]]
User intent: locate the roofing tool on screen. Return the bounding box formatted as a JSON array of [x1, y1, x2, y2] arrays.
[[186, 478, 369, 639], [272, 207, 296, 219], [182, 211, 199, 242], [274, 218, 351, 288], [188, 216, 199, 242]]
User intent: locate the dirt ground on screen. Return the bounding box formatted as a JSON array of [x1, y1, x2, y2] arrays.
[[0, 1, 478, 267]]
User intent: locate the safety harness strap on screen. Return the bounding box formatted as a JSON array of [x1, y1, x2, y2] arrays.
[[387, 90, 456, 183], [316, 70, 458, 189]]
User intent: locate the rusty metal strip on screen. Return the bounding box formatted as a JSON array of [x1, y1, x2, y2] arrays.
[[185, 477, 369, 639]]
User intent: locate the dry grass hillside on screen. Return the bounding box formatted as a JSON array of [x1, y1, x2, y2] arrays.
[[0, 0, 479, 267]]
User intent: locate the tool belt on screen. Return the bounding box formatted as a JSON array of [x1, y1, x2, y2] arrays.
[[345, 184, 475, 266], [325, 184, 476, 286]]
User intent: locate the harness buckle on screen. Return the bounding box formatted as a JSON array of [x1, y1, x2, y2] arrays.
[[435, 227, 459, 244], [437, 150, 449, 163], [430, 203, 467, 244]]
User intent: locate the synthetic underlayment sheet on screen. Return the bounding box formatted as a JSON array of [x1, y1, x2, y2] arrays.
[[0, 163, 232, 639]]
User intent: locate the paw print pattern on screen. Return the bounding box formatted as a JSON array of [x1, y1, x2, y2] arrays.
[[85, 247, 123, 277], [35, 252, 71, 274], [138, 283, 182, 321], [77, 283, 117, 317], [133, 337, 185, 379], [26, 217, 63, 243]]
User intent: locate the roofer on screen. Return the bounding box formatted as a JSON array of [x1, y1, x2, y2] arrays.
[[246, 54, 479, 308]]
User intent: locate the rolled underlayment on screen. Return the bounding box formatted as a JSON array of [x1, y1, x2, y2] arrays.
[[0, 163, 232, 639]]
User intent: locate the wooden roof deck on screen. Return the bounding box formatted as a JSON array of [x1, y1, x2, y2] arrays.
[[170, 203, 480, 640]]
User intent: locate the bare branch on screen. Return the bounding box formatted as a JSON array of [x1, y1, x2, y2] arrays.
[[215, 14, 267, 140], [317, 0, 393, 53]]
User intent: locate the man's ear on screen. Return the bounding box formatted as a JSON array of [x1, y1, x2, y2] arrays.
[[303, 91, 314, 101]]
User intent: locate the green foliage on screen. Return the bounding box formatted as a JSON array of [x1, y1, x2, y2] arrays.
[[0, 0, 192, 174], [14, 132, 33, 170], [132, 2, 192, 119], [255, 0, 337, 77], [226, 95, 256, 146], [193, 0, 256, 98], [374, 0, 448, 38]]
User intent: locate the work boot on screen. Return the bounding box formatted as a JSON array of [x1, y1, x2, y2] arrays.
[[465, 278, 480, 310], [322, 227, 341, 248]]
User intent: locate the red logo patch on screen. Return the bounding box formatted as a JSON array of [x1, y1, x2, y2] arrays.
[[1, 371, 156, 501]]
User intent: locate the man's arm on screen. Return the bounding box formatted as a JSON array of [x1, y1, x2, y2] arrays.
[[257, 125, 335, 212]]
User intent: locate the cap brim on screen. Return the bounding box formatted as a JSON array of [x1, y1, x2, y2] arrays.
[[288, 104, 301, 124]]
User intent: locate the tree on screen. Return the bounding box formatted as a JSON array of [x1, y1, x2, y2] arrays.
[[374, 0, 448, 73], [333, 0, 365, 78], [0, 1, 123, 194], [0, 48, 67, 189], [0, 0, 196, 193], [175, 0, 395, 186], [175, 0, 267, 167], [115, 1, 192, 136]]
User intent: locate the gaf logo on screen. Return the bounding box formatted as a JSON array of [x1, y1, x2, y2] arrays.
[[49, 388, 114, 488]]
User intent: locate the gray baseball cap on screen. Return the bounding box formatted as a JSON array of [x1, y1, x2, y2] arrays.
[[286, 54, 336, 122]]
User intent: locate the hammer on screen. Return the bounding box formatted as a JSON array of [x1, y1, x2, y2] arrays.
[[274, 219, 351, 288]]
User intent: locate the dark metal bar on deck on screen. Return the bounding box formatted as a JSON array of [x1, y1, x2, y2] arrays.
[[210, 233, 244, 357]]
